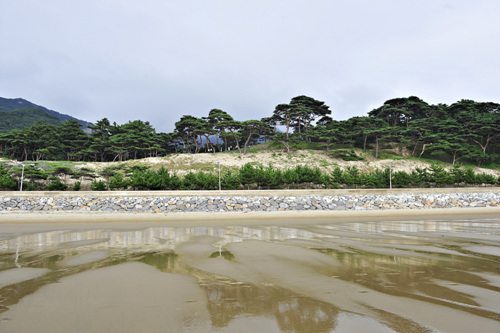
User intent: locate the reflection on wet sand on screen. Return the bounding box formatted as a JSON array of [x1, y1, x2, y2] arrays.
[[0, 218, 499, 332]]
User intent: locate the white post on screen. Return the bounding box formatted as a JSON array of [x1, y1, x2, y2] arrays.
[[389, 164, 392, 189], [386, 163, 393, 189], [218, 162, 221, 191], [14, 162, 35, 192], [20, 164, 25, 192]]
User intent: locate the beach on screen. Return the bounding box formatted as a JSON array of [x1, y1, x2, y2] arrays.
[[1, 189, 500, 332], [1, 206, 500, 226]]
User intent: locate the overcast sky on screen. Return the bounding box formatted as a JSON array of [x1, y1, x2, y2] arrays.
[[1, 0, 499, 132]]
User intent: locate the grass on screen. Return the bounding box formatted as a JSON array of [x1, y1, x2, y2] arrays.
[[317, 159, 336, 167]]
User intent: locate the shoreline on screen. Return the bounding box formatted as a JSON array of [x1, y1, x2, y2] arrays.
[[1, 206, 499, 225], [1, 187, 499, 225]]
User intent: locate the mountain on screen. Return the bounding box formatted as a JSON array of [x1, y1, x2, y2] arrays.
[[0, 108, 62, 133], [0, 97, 93, 133]]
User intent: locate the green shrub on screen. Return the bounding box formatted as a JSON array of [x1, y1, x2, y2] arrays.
[[25, 183, 36, 191], [129, 169, 161, 190], [157, 167, 171, 190], [429, 164, 454, 185], [330, 167, 344, 183], [282, 168, 299, 186], [294, 165, 322, 184], [90, 180, 107, 191], [73, 181, 81, 191], [332, 149, 364, 161], [362, 169, 388, 188], [410, 168, 429, 186], [221, 170, 241, 190], [109, 173, 128, 190], [46, 179, 68, 191], [462, 166, 476, 184], [181, 172, 198, 190], [190, 171, 218, 190], [344, 166, 362, 185], [475, 173, 497, 184], [256, 166, 282, 188], [169, 173, 181, 190], [392, 170, 411, 187], [0, 174, 17, 190], [239, 163, 258, 186]]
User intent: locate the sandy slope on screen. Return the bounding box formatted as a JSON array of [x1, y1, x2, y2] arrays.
[[78, 149, 500, 177]]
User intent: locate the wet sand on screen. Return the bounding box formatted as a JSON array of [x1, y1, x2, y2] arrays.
[[1, 209, 499, 332], [1, 206, 499, 225]]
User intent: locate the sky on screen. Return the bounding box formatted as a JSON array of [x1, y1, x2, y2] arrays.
[[1, 0, 499, 132]]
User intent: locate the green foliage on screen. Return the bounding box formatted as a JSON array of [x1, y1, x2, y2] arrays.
[[129, 169, 160, 190], [255, 165, 282, 188], [46, 179, 68, 191], [109, 173, 129, 190], [409, 168, 429, 186], [391, 170, 411, 187], [221, 170, 240, 190], [475, 173, 497, 184], [429, 164, 454, 185], [72, 181, 81, 191], [0, 165, 17, 190], [332, 149, 364, 161], [1, 95, 499, 172], [181, 172, 198, 190], [282, 168, 299, 185], [239, 163, 258, 186], [362, 169, 388, 188], [294, 165, 323, 184], [0, 108, 61, 133], [126, 164, 150, 173], [342, 166, 362, 185], [156, 167, 171, 190], [330, 167, 343, 183], [169, 173, 181, 190], [90, 180, 107, 191]]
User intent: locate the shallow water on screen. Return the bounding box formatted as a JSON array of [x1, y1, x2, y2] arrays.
[[0, 217, 499, 332]]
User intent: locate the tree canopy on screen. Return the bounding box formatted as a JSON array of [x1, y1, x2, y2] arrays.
[[0, 95, 498, 166]]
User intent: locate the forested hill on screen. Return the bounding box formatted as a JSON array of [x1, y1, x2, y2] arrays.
[[0, 97, 93, 132], [0, 108, 61, 133]]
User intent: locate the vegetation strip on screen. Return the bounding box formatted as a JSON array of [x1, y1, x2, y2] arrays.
[[1, 192, 498, 213], [1, 162, 498, 192]]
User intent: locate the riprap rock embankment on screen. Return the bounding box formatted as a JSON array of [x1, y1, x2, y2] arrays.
[[1, 192, 499, 213]]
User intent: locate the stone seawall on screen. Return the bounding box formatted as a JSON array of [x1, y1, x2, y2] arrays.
[[1, 192, 499, 213]]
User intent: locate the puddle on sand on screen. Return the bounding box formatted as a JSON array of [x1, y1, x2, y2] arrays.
[[0, 218, 499, 332]]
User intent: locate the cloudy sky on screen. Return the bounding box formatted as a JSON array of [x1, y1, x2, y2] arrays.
[[1, 0, 499, 132]]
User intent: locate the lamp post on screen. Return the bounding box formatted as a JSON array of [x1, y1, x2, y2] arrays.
[[218, 161, 221, 191], [386, 163, 393, 189], [13, 162, 35, 192]]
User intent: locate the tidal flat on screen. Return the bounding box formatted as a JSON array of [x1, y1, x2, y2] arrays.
[[0, 214, 499, 332]]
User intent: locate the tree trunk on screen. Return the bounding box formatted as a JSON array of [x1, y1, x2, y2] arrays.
[[285, 115, 290, 141], [411, 140, 420, 157], [204, 134, 215, 152], [228, 130, 241, 153], [473, 136, 491, 154], [419, 143, 431, 159], [243, 130, 254, 154]]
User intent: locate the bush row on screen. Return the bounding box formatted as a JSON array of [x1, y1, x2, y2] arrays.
[[1, 163, 498, 191], [83, 163, 500, 191]]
